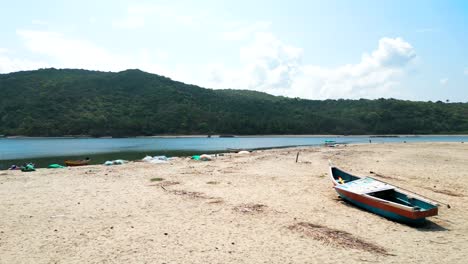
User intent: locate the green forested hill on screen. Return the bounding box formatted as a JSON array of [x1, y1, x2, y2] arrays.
[[1, 68, 468, 136]]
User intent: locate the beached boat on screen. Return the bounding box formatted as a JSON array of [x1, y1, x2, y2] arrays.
[[329, 163, 439, 224], [65, 159, 90, 167]]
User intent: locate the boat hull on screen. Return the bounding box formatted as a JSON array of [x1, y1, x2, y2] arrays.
[[64, 160, 90, 167], [329, 163, 438, 225], [336, 188, 437, 225]]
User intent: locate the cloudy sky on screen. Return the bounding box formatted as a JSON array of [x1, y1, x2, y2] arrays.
[[1, 0, 467, 101]]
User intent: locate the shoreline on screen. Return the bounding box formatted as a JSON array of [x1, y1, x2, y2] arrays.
[[0, 144, 321, 170], [2, 140, 467, 169]]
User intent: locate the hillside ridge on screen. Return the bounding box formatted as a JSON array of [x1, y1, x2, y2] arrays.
[[1, 68, 467, 136]]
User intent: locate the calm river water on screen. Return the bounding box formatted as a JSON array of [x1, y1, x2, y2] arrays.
[[1, 135, 467, 169]]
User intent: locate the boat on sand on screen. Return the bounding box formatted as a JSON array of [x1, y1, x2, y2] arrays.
[[329, 162, 439, 225], [65, 158, 90, 167]]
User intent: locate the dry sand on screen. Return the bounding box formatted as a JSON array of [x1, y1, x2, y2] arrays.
[[1, 142, 467, 264]]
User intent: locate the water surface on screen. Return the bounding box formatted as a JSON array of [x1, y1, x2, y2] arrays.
[[1, 136, 467, 169]]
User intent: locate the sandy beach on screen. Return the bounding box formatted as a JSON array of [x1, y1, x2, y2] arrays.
[[1, 142, 467, 264]]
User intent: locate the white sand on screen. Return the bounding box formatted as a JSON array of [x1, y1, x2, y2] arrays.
[[1, 142, 467, 263]]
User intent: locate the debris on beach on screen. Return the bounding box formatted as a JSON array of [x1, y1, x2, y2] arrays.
[[233, 203, 267, 214], [48, 164, 65, 169], [206, 181, 220, 185], [369, 171, 397, 180], [150, 177, 164, 182], [288, 222, 388, 255], [149, 179, 181, 188], [104, 159, 128, 166], [9, 163, 36, 171], [426, 187, 464, 197], [142, 156, 171, 164], [191, 154, 213, 161], [168, 189, 214, 199], [158, 181, 180, 187], [170, 189, 202, 198], [207, 198, 224, 204], [8, 165, 21, 170], [21, 163, 36, 172]]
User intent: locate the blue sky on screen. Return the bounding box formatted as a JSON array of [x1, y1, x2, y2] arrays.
[[0, 0, 467, 101]]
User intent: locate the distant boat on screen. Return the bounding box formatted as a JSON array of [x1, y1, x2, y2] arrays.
[[329, 162, 439, 225], [65, 158, 90, 167]]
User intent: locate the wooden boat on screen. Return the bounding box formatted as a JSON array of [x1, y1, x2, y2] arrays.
[[329, 162, 439, 225], [65, 159, 90, 167]]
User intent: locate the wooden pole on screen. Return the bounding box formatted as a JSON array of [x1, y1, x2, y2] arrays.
[[296, 152, 300, 163]]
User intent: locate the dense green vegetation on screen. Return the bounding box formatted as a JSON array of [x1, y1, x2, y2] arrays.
[[1, 68, 468, 136]]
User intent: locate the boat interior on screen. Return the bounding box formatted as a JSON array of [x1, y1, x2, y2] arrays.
[[331, 167, 360, 183], [367, 189, 437, 210]]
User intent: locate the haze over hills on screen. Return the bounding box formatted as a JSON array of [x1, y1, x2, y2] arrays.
[[1, 68, 468, 137]]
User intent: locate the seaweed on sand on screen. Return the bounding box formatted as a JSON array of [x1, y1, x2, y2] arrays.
[[288, 222, 389, 255], [233, 203, 267, 214]]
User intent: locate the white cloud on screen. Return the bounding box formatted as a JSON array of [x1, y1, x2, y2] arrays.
[[17, 30, 125, 70], [113, 3, 201, 30], [292, 37, 416, 99], [0, 48, 49, 73], [365, 37, 416, 67], [207, 35, 416, 99], [0, 56, 48, 73], [416, 28, 439, 33], [3, 29, 172, 77], [112, 4, 150, 29], [32, 19, 48, 26], [201, 32, 302, 94], [440, 78, 448, 85], [113, 15, 145, 29], [222, 21, 271, 41], [239, 32, 302, 90], [5, 25, 417, 100]]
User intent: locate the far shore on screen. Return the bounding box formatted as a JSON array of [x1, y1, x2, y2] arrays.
[[3, 134, 468, 139]]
